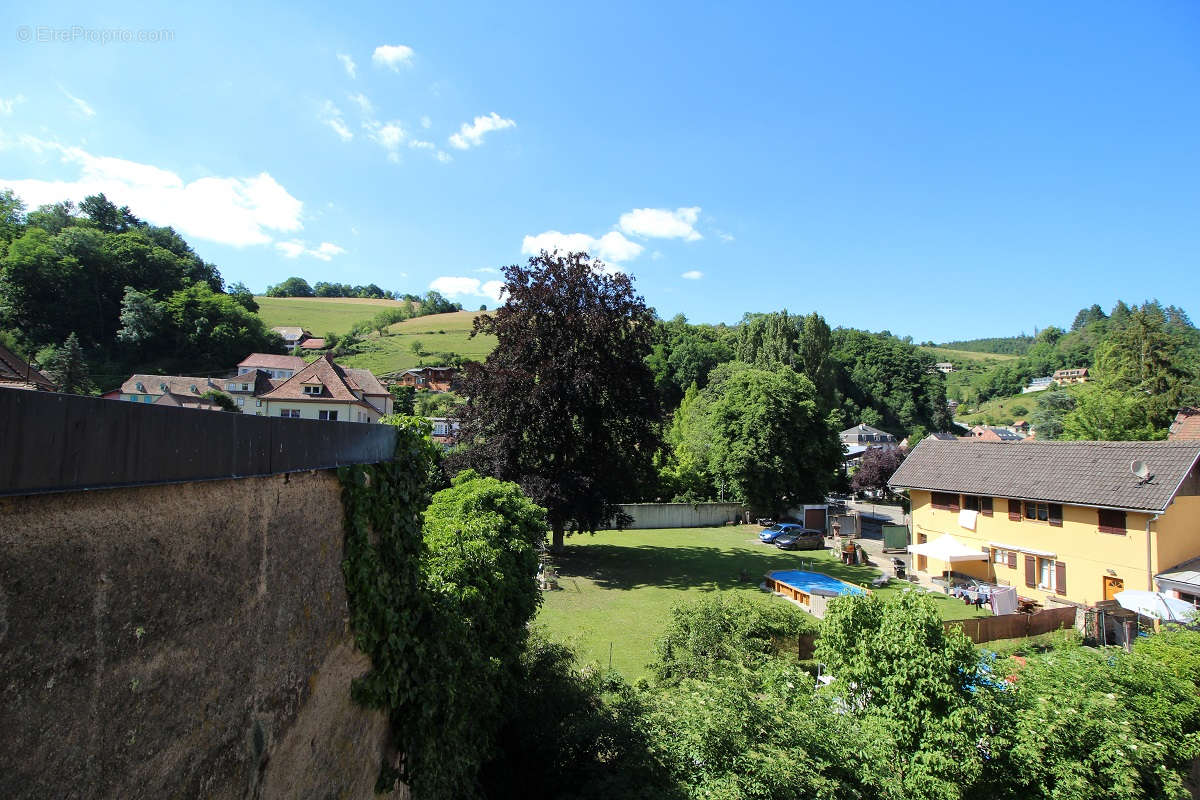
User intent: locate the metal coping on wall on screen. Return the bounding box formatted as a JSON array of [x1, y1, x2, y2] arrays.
[[0, 389, 398, 497]]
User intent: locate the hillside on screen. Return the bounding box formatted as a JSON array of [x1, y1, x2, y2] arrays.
[[955, 383, 1088, 427], [337, 311, 497, 376], [919, 346, 1019, 364], [254, 296, 408, 336]]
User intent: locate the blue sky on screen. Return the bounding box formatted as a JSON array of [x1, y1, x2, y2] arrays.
[[1, 1, 1197, 341]]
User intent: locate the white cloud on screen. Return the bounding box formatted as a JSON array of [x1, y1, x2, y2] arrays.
[[435, 150, 452, 163], [429, 276, 506, 304], [448, 112, 516, 150], [420, 115, 432, 129], [718, 231, 735, 242], [59, 85, 95, 118], [0, 94, 25, 115], [618, 207, 702, 241], [651, 250, 664, 260], [681, 270, 703, 280], [337, 53, 357, 78], [321, 101, 353, 142], [277, 239, 346, 261], [520, 230, 643, 267], [372, 44, 414, 71], [365, 120, 406, 161], [348, 92, 373, 114], [1, 136, 304, 247], [275, 240, 305, 258], [408, 139, 434, 149]]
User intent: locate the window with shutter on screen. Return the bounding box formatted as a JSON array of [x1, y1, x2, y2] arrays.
[[1098, 509, 1126, 534], [1024, 554, 1036, 588], [1025, 501, 1050, 521], [1008, 499, 1022, 521], [1007, 551, 1017, 569], [932, 492, 959, 511], [980, 497, 993, 516], [1054, 561, 1067, 595], [1048, 504, 1063, 527]]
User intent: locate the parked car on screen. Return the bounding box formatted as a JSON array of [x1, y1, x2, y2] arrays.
[[759, 523, 805, 543], [774, 528, 826, 550]]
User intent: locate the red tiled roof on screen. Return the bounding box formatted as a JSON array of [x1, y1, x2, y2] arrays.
[[237, 353, 308, 371], [0, 343, 55, 390], [344, 367, 388, 396], [1170, 408, 1200, 441], [298, 338, 326, 350], [120, 374, 229, 396], [256, 354, 376, 410]]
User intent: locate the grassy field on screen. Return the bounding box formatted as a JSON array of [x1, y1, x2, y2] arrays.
[[956, 382, 1085, 426], [536, 525, 989, 678], [252, 300, 497, 375], [337, 311, 497, 375], [920, 346, 1020, 363], [254, 296, 408, 336]]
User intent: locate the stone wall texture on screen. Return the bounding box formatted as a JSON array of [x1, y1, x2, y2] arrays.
[[0, 470, 404, 800]]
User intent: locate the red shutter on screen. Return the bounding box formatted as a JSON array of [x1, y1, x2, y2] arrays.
[[1054, 561, 1067, 596], [1007, 551, 1017, 569], [1049, 504, 1063, 528], [981, 497, 993, 517], [1024, 555, 1036, 588], [1008, 499, 1022, 521]]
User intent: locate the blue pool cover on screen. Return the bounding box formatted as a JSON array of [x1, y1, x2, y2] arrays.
[[769, 570, 865, 598]]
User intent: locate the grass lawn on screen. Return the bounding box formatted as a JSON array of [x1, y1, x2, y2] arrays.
[[255, 296, 408, 336], [536, 525, 989, 678]]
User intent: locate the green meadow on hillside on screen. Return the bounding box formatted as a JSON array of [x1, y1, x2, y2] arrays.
[[338, 311, 497, 375], [253, 300, 496, 374], [254, 296, 407, 336], [956, 382, 1087, 426], [919, 346, 1020, 364]]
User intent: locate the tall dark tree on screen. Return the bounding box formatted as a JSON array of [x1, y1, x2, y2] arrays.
[[849, 446, 906, 494], [40, 332, 93, 395], [452, 251, 660, 550]]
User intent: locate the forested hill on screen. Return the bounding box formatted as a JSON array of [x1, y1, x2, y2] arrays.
[[0, 190, 291, 391], [940, 300, 1200, 440], [935, 335, 1034, 355]]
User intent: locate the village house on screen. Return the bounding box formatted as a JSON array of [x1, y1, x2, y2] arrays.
[[1169, 408, 1200, 441], [237, 353, 308, 380], [428, 417, 460, 448], [118, 374, 230, 404], [395, 366, 456, 393], [0, 343, 55, 392], [890, 439, 1200, 609], [269, 326, 311, 348], [256, 354, 393, 423], [934, 362, 955, 374], [1052, 367, 1089, 385], [967, 424, 1024, 442], [839, 423, 898, 447]]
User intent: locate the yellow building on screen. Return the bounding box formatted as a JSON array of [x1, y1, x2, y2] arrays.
[[889, 439, 1200, 608]]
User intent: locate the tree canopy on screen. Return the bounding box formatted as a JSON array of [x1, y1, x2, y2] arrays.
[[452, 251, 660, 549]]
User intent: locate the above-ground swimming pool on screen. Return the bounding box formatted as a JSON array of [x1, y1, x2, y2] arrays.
[[765, 570, 866, 617]]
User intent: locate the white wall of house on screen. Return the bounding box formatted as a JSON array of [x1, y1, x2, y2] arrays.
[[262, 400, 380, 423]]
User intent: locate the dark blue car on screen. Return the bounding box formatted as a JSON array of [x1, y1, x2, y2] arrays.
[[759, 523, 804, 543]]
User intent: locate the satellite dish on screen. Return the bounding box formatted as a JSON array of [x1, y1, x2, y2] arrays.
[[1131, 460, 1151, 481]]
